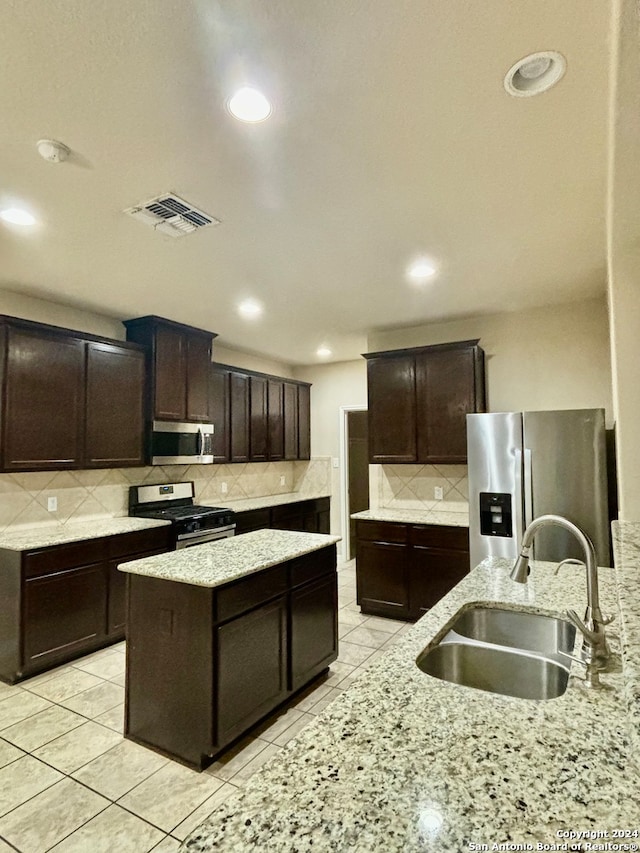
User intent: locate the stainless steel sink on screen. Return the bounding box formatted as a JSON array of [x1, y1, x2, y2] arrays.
[[449, 606, 576, 659], [416, 605, 576, 700], [416, 642, 571, 701]]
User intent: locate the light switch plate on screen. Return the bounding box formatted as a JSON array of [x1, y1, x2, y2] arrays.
[[332, 457, 340, 469], [47, 496, 58, 512]]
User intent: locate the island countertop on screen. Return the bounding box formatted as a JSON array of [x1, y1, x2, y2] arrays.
[[182, 529, 639, 851], [118, 528, 341, 588]]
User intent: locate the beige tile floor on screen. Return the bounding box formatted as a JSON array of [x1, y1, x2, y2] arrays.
[[0, 559, 410, 852]]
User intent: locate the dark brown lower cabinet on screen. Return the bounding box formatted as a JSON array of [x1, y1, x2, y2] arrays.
[[125, 543, 338, 770], [24, 564, 107, 669], [235, 497, 331, 536], [0, 525, 171, 683], [356, 520, 469, 620]]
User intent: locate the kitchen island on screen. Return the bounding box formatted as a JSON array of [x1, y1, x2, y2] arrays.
[[181, 521, 640, 851], [119, 529, 341, 770]]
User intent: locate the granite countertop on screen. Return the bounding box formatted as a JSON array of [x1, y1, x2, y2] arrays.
[[0, 516, 171, 552], [183, 539, 639, 851], [223, 492, 330, 513], [352, 506, 469, 528], [119, 528, 341, 588]]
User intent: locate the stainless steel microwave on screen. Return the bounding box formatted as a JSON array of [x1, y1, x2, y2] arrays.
[[150, 421, 214, 465]]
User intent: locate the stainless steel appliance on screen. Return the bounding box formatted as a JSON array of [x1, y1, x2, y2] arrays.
[[467, 409, 609, 568], [129, 481, 235, 548], [150, 421, 214, 465]]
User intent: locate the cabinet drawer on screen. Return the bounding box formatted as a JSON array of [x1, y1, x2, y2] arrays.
[[289, 546, 336, 588], [23, 539, 108, 578], [409, 524, 469, 551], [108, 527, 172, 559], [215, 565, 288, 623], [356, 520, 408, 544]]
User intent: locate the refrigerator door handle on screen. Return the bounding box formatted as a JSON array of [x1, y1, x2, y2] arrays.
[[514, 448, 525, 551], [523, 448, 533, 528]]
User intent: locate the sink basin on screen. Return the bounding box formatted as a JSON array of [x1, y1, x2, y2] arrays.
[[416, 642, 571, 700], [448, 606, 576, 659], [416, 605, 577, 700]]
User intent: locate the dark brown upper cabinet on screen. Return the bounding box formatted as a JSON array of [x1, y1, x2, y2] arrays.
[[249, 376, 268, 462], [212, 363, 311, 463], [85, 342, 145, 468], [0, 317, 146, 472], [364, 340, 485, 465], [124, 316, 216, 423], [209, 366, 231, 463], [268, 379, 284, 462]]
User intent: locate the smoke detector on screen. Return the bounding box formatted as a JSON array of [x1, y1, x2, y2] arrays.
[[37, 139, 70, 163], [504, 51, 566, 97], [124, 193, 221, 238]]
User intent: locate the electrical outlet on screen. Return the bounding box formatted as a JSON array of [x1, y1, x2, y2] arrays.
[[47, 496, 58, 512], [434, 486, 444, 500], [221, 482, 228, 494], [280, 475, 286, 486]]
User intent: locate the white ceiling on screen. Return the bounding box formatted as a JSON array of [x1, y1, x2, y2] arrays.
[[0, 1, 612, 365]]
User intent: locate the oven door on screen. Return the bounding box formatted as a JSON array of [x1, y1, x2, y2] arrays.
[[151, 421, 214, 465], [175, 524, 236, 549]]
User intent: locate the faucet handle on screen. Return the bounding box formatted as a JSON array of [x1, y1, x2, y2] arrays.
[[566, 608, 599, 643]]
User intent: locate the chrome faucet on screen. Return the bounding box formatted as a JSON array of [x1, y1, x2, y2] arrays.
[[510, 514, 613, 675]]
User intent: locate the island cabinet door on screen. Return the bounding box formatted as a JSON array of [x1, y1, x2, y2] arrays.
[[215, 595, 288, 748], [289, 574, 338, 692]]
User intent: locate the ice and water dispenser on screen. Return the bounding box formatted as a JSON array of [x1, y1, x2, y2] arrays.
[[479, 492, 513, 538]]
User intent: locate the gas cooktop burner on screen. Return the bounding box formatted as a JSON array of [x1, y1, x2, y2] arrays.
[[128, 482, 236, 539]]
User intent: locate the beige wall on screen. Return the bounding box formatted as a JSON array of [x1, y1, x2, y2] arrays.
[[606, 0, 640, 521], [293, 360, 368, 537], [368, 297, 613, 426], [0, 289, 125, 340], [213, 344, 294, 379]]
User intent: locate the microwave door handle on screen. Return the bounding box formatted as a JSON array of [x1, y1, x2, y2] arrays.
[[197, 427, 204, 458]]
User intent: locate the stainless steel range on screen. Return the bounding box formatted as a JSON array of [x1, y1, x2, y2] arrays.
[[129, 481, 235, 549]]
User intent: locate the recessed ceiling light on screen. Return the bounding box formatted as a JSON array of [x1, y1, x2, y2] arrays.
[[504, 51, 566, 97], [238, 299, 263, 319], [227, 87, 272, 123], [316, 346, 332, 358], [406, 258, 437, 283], [0, 207, 36, 226]]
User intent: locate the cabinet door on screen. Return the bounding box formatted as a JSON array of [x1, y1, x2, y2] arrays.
[[4, 326, 85, 470], [409, 546, 469, 619], [234, 508, 271, 535], [367, 355, 417, 463], [210, 367, 230, 463], [249, 376, 268, 461], [283, 383, 299, 460], [216, 596, 288, 747], [154, 326, 186, 420], [107, 547, 169, 638], [186, 335, 211, 422], [290, 575, 338, 692], [268, 379, 284, 461], [356, 540, 410, 619], [23, 564, 107, 669], [416, 347, 477, 464], [297, 385, 311, 460], [229, 372, 250, 463], [85, 342, 145, 467]]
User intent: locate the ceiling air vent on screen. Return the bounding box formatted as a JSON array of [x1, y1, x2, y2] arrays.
[[124, 193, 221, 238]]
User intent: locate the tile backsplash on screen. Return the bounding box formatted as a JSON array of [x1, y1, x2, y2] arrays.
[[370, 464, 468, 513], [0, 458, 331, 533]]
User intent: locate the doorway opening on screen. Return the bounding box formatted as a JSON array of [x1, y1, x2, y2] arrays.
[[340, 406, 369, 560]]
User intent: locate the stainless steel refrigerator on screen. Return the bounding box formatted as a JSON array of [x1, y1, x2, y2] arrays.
[[467, 409, 610, 569]]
